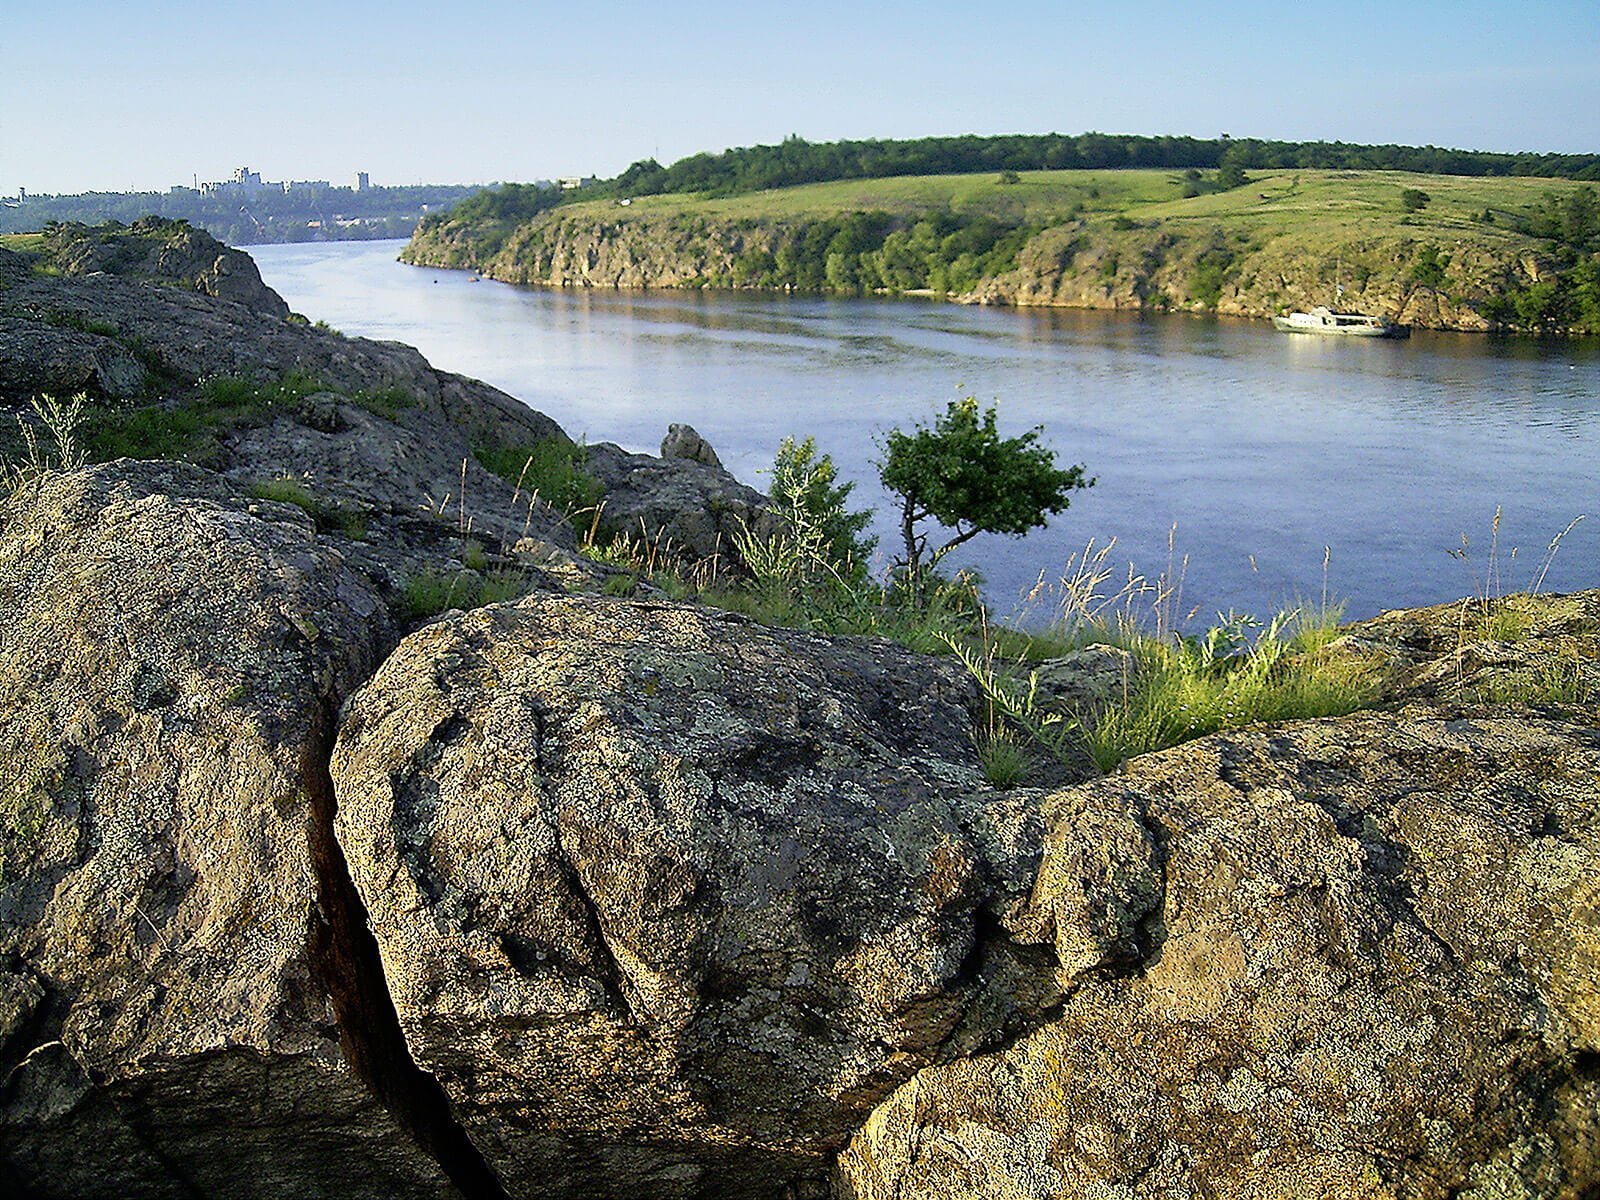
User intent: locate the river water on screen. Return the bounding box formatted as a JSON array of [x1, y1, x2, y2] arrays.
[[252, 239, 1598, 626]]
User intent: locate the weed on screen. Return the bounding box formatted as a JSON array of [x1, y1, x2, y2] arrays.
[[4, 393, 87, 492], [975, 729, 1031, 788], [1465, 650, 1597, 715], [349, 385, 415, 420], [249, 475, 369, 538], [399, 566, 532, 621], [474, 438, 604, 515], [250, 477, 321, 512], [1076, 607, 1377, 772]]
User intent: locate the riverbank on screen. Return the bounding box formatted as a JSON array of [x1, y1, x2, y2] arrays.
[[402, 167, 1600, 334]]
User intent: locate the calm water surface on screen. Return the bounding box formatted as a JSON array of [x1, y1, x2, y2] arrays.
[[253, 239, 1598, 624]]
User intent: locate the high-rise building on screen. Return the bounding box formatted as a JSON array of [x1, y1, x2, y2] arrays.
[[354, 172, 370, 192]]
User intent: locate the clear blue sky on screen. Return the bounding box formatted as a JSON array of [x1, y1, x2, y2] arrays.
[[3, 0, 1595, 195]]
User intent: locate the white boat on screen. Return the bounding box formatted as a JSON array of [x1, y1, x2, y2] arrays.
[[1273, 306, 1406, 337]]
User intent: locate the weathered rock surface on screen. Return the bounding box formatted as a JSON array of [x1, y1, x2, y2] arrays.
[[1338, 589, 1600, 716], [588, 441, 773, 562], [42, 217, 291, 318], [0, 314, 147, 401], [660, 422, 723, 468], [0, 462, 468, 1197], [838, 709, 1600, 1199], [330, 596, 1056, 1198]]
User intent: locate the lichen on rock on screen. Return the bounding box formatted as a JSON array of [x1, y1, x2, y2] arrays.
[[330, 594, 1060, 1198]]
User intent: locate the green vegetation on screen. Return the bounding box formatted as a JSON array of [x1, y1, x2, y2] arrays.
[[765, 436, 875, 579], [81, 373, 415, 466], [85, 371, 323, 463], [1465, 651, 1597, 716], [1400, 187, 1432, 211], [574, 132, 1600, 205], [248, 476, 367, 539], [974, 729, 1030, 788], [879, 397, 1091, 589], [400, 566, 532, 621], [3, 393, 87, 492], [1480, 187, 1600, 332], [594, 420, 1388, 780], [1071, 609, 1378, 771], [473, 437, 604, 515]]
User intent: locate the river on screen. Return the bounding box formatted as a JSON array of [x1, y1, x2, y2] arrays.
[[251, 239, 1598, 626]]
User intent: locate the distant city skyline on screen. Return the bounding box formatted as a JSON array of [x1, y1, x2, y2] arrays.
[[3, 0, 1595, 196]]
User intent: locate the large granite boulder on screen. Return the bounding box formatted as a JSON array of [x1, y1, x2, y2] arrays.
[[0, 463, 469, 1198], [838, 710, 1600, 1199], [330, 595, 1057, 1198]]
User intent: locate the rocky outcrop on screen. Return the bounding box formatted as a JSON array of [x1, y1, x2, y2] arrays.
[[838, 708, 1600, 1199], [0, 231, 774, 588], [41, 217, 291, 318], [0, 450, 1594, 1198], [1336, 589, 1600, 713], [660, 422, 722, 468], [588, 441, 773, 562], [0, 462, 466, 1198], [0, 315, 147, 401], [330, 595, 1052, 1198]]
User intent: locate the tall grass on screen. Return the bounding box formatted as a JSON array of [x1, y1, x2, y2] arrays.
[[944, 532, 1384, 773], [1447, 506, 1587, 643], [1075, 607, 1378, 771]]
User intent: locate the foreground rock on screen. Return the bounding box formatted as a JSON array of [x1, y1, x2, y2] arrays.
[[330, 596, 1054, 1198], [839, 708, 1600, 1199], [0, 463, 465, 1198]]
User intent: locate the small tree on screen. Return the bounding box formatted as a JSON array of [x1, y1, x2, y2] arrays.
[[878, 397, 1092, 593], [768, 435, 876, 579], [1400, 188, 1431, 212]]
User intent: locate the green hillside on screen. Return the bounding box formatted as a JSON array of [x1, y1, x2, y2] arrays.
[[404, 168, 1600, 333]]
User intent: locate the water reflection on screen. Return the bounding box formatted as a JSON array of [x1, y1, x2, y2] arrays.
[[255, 239, 1598, 623]]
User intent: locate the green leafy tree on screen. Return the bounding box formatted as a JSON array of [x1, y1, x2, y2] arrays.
[[1400, 188, 1432, 212], [878, 397, 1092, 593]]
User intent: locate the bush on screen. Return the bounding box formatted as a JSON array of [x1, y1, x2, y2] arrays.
[[765, 436, 875, 579], [878, 397, 1092, 591], [1401, 188, 1432, 212]]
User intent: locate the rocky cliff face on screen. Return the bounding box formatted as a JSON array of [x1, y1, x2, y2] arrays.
[[965, 221, 1533, 330], [1, 232, 1596, 1198], [402, 207, 1548, 332]]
